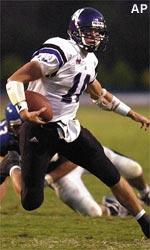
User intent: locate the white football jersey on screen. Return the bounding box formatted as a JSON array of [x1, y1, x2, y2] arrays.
[[28, 37, 98, 122]]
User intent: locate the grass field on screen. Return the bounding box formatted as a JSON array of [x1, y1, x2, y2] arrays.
[[0, 105, 150, 250]]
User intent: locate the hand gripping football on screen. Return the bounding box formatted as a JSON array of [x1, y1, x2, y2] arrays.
[[25, 90, 53, 121]]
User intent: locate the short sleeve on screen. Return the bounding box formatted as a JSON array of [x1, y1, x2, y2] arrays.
[[31, 43, 67, 76]]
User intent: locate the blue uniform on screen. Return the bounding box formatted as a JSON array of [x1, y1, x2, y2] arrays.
[[0, 120, 19, 156]]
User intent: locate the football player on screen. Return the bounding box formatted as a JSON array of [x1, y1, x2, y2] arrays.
[[1, 103, 150, 216], [0, 103, 124, 216], [0, 102, 22, 197], [6, 7, 150, 237]]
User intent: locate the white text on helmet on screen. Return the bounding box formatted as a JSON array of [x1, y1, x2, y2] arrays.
[[92, 20, 104, 28]]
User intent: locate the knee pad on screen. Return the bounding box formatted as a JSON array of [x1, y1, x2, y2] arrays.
[[118, 160, 143, 179], [103, 147, 143, 179]]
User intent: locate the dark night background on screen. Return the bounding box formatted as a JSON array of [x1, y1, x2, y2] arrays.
[[1, 0, 150, 93]]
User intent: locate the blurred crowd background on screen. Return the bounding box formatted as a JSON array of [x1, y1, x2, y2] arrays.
[[1, 0, 149, 95]]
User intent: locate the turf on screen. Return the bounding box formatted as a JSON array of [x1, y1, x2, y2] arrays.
[[0, 106, 150, 250]]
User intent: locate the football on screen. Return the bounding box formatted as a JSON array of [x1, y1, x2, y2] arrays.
[[25, 90, 53, 121]]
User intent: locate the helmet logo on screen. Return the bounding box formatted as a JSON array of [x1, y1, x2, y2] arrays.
[[6, 106, 13, 113], [72, 8, 84, 27], [92, 20, 104, 28]]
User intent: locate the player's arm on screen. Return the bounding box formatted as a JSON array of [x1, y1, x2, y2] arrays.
[[6, 61, 47, 124], [8, 61, 43, 82], [87, 79, 150, 130]]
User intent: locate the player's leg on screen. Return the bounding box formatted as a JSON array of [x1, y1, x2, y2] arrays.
[[45, 156, 103, 216], [50, 166, 125, 217], [127, 174, 149, 192], [45, 156, 125, 217], [59, 127, 150, 238], [0, 151, 20, 184], [53, 166, 104, 217], [10, 167, 21, 195], [0, 178, 8, 203], [111, 176, 142, 216], [0, 150, 21, 196], [59, 128, 136, 215], [111, 176, 150, 238], [19, 122, 55, 211], [103, 146, 150, 205], [0, 156, 8, 202], [127, 175, 150, 206]]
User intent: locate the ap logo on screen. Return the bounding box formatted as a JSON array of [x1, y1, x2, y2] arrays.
[[131, 4, 148, 14]]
